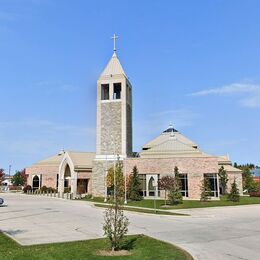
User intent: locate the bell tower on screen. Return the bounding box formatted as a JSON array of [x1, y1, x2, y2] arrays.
[[95, 34, 133, 159]]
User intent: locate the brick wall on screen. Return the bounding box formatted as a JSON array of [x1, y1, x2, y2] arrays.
[[124, 157, 219, 200], [26, 165, 59, 188]]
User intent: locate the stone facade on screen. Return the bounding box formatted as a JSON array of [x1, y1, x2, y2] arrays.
[[126, 103, 132, 156], [92, 160, 112, 197], [100, 101, 122, 155]]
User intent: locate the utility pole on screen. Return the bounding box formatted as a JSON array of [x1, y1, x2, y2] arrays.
[[8, 165, 11, 178]]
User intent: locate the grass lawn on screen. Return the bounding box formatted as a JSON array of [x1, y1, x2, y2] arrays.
[[94, 203, 188, 216], [0, 233, 191, 260], [83, 195, 260, 210]]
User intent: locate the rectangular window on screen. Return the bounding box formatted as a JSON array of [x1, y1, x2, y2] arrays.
[[179, 174, 188, 197], [204, 173, 218, 197], [101, 84, 109, 100], [113, 83, 121, 99]]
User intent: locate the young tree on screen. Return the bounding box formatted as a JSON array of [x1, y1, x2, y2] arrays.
[[227, 178, 240, 202], [11, 169, 27, 186], [168, 167, 183, 205], [158, 175, 175, 205], [218, 166, 228, 195], [128, 166, 142, 201], [106, 162, 125, 198], [103, 162, 129, 251], [0, 168, 5, 185], [200, 178, 211, 202]]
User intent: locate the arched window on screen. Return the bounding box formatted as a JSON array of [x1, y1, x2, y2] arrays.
[[33, 175, 40, 190], [148, 176, 155, 196]]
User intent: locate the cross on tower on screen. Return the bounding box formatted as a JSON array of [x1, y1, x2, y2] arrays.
[[111, 33, 118, 52]]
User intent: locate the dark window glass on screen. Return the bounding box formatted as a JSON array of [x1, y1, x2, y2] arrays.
[[101, 84, 109, 100], [179, 174, 188, 197], [113, 83, 121, 99]]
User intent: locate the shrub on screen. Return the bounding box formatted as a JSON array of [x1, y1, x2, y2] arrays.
[[200, 178, 211, 202], [9, 185, 22, 191], [168, 188, 183, 205], [64, 187, 71, 193], [40, 186, 48, 192], [84, 194, 92, 199], [227, 179, 240, 202], [46, 187, 57, 193], [128, 166, 142, 201], [23, 185, 32, 193], [249, 191, 260, 197]]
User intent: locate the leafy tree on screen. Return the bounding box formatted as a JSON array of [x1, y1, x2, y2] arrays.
[[232, 164, 254, 192], [11, 169, 27, 186], [241, 167, 254, 192], [0, 168, 5, 185], [168, 167, 183, 205], [200, 178, 211, 202], [103, 162, 129, 251], [218, 166, 228, 195], [227, 178, 240, 202], [128, 166, 142, 201], [158, 175, 175, 205], [107, 162, 125, 198]]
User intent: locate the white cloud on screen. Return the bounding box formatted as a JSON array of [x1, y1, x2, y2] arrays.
[[190, 83, 260, 108]]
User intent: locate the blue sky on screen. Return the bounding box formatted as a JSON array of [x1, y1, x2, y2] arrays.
[[1, 0, 260, 173]]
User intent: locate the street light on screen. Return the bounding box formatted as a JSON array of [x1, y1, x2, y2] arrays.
[[104, 142, 108, 203], [124, 159, 127, 205]]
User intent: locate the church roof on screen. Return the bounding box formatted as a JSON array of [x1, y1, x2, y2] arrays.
[[66, 151, 95, 170], [33, 153, 64, 166], [100, 52, 126, 77], [30, 151, 95, 169], [140, 125, 209, 159], [142, 125, 198, 151]]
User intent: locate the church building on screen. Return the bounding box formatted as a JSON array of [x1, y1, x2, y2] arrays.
[[26, 37, 242, 200]]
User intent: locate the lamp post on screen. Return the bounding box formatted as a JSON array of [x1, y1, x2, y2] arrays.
[[124, 159, 127, 205], [104, 142, 108, 203], [112, 137, 116, 202]]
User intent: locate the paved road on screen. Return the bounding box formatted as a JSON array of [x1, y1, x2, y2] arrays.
[[1, 193, 260, 260]]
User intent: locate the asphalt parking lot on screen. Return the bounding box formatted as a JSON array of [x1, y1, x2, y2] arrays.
[[1, 193, 260, 260]]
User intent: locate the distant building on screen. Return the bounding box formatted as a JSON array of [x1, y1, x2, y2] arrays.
[[26, 40, 243, 200], [252, 168, 260, 182]]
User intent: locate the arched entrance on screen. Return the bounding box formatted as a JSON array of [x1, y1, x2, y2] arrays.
[[32, 175, 40, 191]]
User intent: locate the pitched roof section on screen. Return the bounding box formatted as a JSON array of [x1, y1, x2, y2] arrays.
[[33, 153, 64, 166], [100, 52, 126, 77], [31, 151, 95, 170], [142, 126, 198, 151], [140, 130, 209, 159], [66, 151, 95, 170]]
